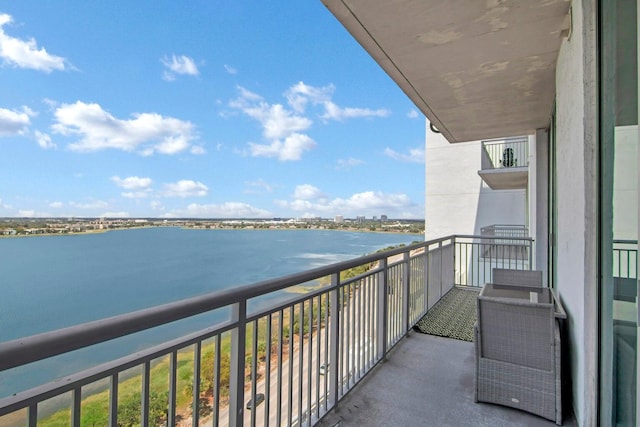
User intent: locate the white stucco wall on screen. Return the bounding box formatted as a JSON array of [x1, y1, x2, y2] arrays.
[[424, 122, 527, 241], [554, 0, 598, 424]]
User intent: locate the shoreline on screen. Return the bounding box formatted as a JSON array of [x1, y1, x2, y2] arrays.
[[0, 225, 423, 239]]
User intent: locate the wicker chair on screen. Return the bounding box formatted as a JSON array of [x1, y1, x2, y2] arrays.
[[492, 268, 543, 289], [474, 284, 566, 425]]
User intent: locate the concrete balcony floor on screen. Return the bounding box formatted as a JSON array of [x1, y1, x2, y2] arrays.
[[317, 333, 576, 427]]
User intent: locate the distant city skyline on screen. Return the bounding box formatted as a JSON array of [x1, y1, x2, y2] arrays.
[[0, 2, 425, 219]]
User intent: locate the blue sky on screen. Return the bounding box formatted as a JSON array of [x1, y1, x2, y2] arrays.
[[0, 1, 425, 219]]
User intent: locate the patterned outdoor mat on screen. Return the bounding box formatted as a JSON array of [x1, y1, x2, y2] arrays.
[[413, 286, 480, 342]]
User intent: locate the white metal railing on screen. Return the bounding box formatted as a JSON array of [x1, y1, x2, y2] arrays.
[[481, 136, 529, 170], [454, 235, 533, 287], [480, 224, 529, 238], [0, 235, 525, 427]]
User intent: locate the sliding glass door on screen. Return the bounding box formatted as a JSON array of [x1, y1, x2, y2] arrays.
[[600, 0, 639, 425]]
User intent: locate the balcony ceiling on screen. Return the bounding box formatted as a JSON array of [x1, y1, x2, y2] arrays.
[[478, 167, 528, 190], [322, 0, 571, 143]]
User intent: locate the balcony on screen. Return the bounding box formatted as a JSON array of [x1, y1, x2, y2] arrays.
[[0, 235, 573, 427], [478, 137, 529, 190]]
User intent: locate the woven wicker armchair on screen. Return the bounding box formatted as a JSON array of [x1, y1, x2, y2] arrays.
[[474, 283, 566, 425], [492, 268, 543, 289]]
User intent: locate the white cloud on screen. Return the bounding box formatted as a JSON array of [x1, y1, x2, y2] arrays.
[[248, 133, 315, 161], [229, 86, 316, 161], [34, 130, 56, 149], [176, 202, 271, 218], [277, 189, 419, 218], [231, 91, 312, 140], [336, 157, 364, 170], [150, 201, 165, 211], [70, 200, 109, 209], [224, 64, 237, 75], [111, 176, 153, 198], [407, 109, 419, 119], [49, 201, 63, 208], [0, 13, 68, 72], [17, 209, 36, 217], [162, 180, 208, 198], [52, 101, 196, 155], [100, 211, 130, 218], [285, 81, 334, 113], [229, 82, 389, 161], [293, 184, 325, 200], [384, 147, 425, 164], [0, 198, 12, 210], [161, 54, 199, 81], [321, 101, 390, 122], [111, 176, 153, 190], [0, 106, 33, 136], [244, 179, 273, 194], [190, 145, 206, 155]]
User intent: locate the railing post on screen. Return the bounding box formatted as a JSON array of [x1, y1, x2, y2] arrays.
[[402, 251, 410, 334], [229, 300, 247, 427], [328, 272, 340, 409], [452, 237, 458, 286], [423, 245, 429, 312], [377, 258, 388, 360]]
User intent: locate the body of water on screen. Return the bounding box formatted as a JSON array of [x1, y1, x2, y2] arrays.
[[0, 227, 418, 396]]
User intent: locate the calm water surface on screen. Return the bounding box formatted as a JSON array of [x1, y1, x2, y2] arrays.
[[0, 227, 418, 396]]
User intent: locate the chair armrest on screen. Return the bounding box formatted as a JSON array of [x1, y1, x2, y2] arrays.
[[551, 290, 567, 319]]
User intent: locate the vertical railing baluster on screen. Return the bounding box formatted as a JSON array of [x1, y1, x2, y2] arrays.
[[193, 341, 201, 426], [377, 259, 388, 360], [109, 373, 118, 426], [297, 303, 304, 422], [264, 313, 272, 426], [307, 297, 313, 424], [250, 320, 258, 427], [27, 404, 37, 427], [141, 360, 150, 427], [328, 272, 340, 409], [71, 387, 81, 427], [168, 350, 177, 426], [315, 295, 321, 420], [214, 335, 221, 427], [276, 310, 283, 427], [229, 300, 247, 427], [403, 252, 410, 335], [287, 305, 294, 427], [323, 291, 330, 411]]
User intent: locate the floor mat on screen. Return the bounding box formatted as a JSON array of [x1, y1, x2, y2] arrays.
[[413, 286, 479, 342]]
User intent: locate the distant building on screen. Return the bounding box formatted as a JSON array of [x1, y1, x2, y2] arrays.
[[380, 215, 388, 222], [334, 215, 344, 223], [356, 216, 365, 224], [372, 216, 377, 221]]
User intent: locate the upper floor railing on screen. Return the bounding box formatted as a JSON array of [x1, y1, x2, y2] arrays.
[[480, 224, 529, 238], [0, 234, 533, 427], [481, 136, 529, 170], [613, 239, 638, 279]]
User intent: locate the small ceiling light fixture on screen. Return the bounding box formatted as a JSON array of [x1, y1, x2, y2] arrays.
[[429, 123, 441, 134]]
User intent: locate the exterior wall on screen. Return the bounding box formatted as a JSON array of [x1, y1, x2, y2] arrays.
[[553, 0, 598, 424], [424, 121, 527, 241], [535, 128, 549, 279]]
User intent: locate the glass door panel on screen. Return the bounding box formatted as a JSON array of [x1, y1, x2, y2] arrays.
[[600, 0, 638, 425]]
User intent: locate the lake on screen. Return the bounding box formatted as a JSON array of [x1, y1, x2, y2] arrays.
[[0, 227, 418, 396]]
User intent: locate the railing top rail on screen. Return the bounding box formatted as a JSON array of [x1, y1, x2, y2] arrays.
[[454, 234, 534, 242], [481, 224, 528, 229], [481, 136, 529, 146], [613, 239, 638, 245], [0, 235, 456, 371]]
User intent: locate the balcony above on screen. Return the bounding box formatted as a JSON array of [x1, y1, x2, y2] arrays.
[[478, 137, 529, 190]]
